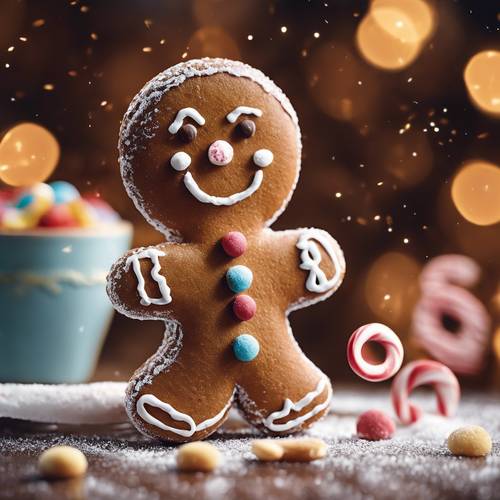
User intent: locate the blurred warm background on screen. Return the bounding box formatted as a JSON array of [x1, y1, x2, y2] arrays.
[[1, 0, 499, 385]]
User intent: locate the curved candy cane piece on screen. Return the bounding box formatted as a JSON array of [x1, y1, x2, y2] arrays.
[[412, 254, 490, 375], [391, 360, 460, 424], [347, 323, 404, 382], [296, 229, 343, 294], [125, 248, 172, 306]]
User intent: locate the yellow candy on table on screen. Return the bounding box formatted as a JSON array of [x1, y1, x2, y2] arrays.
[[68, 199, 95, 227], [176, 442, 221, 472], [447, 425, 492, 457], [38, 445, 88, 479]]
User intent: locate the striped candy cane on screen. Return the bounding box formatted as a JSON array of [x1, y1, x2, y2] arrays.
[[391, 360, 460, 424], [347, 323, 404, 382]]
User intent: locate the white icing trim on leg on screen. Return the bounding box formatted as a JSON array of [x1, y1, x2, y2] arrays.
[[296, 229, 343, 294], [137, 393, 232, 438], [125, 248, 172, 306], [263, 378, 331, 432]]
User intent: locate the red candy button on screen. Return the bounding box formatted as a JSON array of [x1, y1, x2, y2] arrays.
[[221, 231, 247, 258], [232, 294, 256, 321]]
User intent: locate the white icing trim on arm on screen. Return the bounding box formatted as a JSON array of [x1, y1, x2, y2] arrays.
[[183, 169, 263, 206], [263, 378, 331, 432], [168, 107, 205, 134], [296, 229, 343, 294], [226, 106, 263, 123], [125, 248, 172, 306], [137, 393, 232, 438]]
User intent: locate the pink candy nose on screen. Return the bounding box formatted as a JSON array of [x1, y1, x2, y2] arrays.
[[208, 140, 234, 166]]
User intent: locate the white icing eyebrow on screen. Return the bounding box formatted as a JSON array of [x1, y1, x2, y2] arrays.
[[226, 106, 263, 123], [168, 107, 205, 134]]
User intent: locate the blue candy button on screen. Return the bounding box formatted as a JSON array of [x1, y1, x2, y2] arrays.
[[233, 334, 260, 362], [226, 265, 253, 293]]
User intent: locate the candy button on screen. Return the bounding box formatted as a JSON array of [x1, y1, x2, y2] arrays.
[[233, 334, 260, 362], [233, 295, 256, 321], [221, 231, 247, 258], [226, 265, 253, 293]]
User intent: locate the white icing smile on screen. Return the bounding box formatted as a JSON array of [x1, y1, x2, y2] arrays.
[[184, 170, 263, 206]]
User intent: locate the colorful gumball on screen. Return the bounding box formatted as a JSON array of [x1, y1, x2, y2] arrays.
[[68, 199, 95, 227], [411, 255, 490, 375], [82, 196, 119, 223], [5, 183, 55, 228], [50, 181, 80, 205], [1, 207, 34, 230], [347, 323, 404, 382], [39, 204, 79, 228], [391, 360, 460, 424]]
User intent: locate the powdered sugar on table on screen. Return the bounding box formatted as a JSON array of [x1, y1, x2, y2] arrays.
[[1, 386, 499, 500]]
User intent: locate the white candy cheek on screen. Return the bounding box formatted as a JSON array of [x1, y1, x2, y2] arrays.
[[170, 151, 191, 171], [253, 149, 274, 168]]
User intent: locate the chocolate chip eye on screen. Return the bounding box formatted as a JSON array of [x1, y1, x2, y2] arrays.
[[238, 119, 256, 138], [178, 123, 197, 143]]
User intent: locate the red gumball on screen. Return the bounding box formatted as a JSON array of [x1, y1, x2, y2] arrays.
[[232, 294, 257, 321], [83, 194, 113, 211], [39, 204, 79, 228], [221, 231, 247, 258], [356, 409, 395, 441]]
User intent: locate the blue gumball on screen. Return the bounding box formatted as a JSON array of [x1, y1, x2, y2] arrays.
[[50, 181, 80, 205], [232, 334, 260, 362]]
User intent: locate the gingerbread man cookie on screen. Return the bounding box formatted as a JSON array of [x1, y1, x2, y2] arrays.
[[107, 59, 346, 442]]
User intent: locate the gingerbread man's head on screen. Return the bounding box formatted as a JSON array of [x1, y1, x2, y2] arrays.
[[119, 59, 301, 241]]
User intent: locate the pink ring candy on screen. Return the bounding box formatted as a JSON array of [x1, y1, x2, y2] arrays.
[[347, 323, 404, 382], [391, 360, 460, 424], [412, 254, 490, 375]]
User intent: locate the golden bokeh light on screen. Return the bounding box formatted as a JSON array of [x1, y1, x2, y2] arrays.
[[357, 0, 436, 71], [365, 252, 421, 324], [356, 13, 420, 71], [493, 327, 500, 361], [188, 26, 240, 60], [369, 130, 433, 188], [451, 161, 500, 226], [464, 50, 500, 116], [372, 0, 435, 41], [0, 123, 60, 187], [307, 43, 380, 122]]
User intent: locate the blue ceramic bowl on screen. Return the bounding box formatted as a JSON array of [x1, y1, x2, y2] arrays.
[[0, 223, 132, 383]]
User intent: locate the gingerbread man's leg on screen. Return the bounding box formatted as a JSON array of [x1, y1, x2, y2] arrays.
[[235, 319, 332, 435], [125, 321, 235, 443]]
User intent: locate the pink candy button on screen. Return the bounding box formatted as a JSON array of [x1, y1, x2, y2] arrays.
[[221, 231, 247, 258], [232, 294, 256, 321]]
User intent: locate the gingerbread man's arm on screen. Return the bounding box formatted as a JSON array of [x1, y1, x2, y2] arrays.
[[270, 228, 346, 311], [106, 245, 177, 321]]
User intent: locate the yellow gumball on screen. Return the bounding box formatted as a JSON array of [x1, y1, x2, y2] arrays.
[[0, 123, 60, 187]]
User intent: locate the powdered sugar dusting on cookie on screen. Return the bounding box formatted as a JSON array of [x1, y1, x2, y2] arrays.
[[118, 58, 302, 239]]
